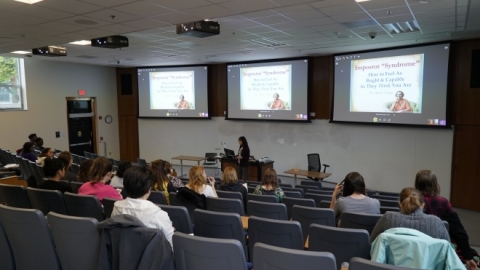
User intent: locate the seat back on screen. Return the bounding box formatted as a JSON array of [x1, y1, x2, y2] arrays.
[[349, 257, 412, 270], [295, 184, 319, 195], [247, 200, 287, 220], [291, 205, 335, 242], [372, 194, 399, 200], [253, 242, 336, 270], [380, 206, 400, 214], [70, 163, 80, 174], [0, 205, 61, 270], [378, 199, 399, 208], [84, 151, 92, 159], [216, 190, 244, 201], [63, 192, 105, 221], [71, 154, 81, 165], [47, 212, 100, 270], [307, 153, 321, 172], [282, 197, 315, 219], [378, 191, 400, 197], [300, 181, 323, 189], [248, 216, 303, 261], [0, 218, 15, 270], [281, 187, 305, 198], [340, 212, 382, 235], [27, 187, 67, 215], [304, 189, 333, 195], [203, 153, 217, 165], [137, 158, 147, 167], [304, 193, 332, 207], [207, 197, 245, 216], [283, 190, 302, 198], [246, 193, 277, 203], [158, 204, 193, 234], [173, 232, 247, 270], [0, 183, 32, 208], [69, 181, 83, 193], [319, 200, 331, 208], [29, 161, 43, 185], [309, 224, 370, 270], [193, 209, 247, 258], [247, 186, 255, 193], [147, 191, 167, 205], [169, 192, 199, 220], [103, 197, 121, 218]]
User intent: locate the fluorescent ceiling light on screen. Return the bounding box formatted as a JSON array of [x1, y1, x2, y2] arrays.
[[11, 50, 31, 54], [14, 0, 44, 4], [69, 40, 91, 45]]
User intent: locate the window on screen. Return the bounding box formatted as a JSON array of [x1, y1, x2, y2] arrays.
[[0, 56, 26, 110]]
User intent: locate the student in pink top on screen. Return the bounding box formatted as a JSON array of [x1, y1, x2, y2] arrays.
[[78, 157, 122, 203]]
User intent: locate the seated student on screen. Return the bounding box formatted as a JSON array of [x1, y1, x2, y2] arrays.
[[77, 159, 94, 183], [253, 168, 285, 202], [58, 151, 77, 182], [111, 166, 174, 248], [20, 142, 37, 162], [219, 166, 247, 204], [150, 159, 177, 204], [36, 147, 54, 166], [78, 157, 122, 202], [39, 158, 73, 193], [370, 187, 450, 243], [330, 172, 380, 223], [110, 161, 131, 188], [415, 170, 478, 270], [34, 137, 44, 152], [185, 165, 217, 198]]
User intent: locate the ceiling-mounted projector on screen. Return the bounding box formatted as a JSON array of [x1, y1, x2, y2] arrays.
[[91, 35, 129, 49], [32, 46, 67, 57], [176, 20, 220, 38]]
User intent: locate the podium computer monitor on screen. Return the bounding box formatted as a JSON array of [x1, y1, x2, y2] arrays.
[[224, 148, 235, 159]]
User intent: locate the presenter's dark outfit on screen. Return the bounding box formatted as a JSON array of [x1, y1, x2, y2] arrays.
[[238, 145, 250, 182]]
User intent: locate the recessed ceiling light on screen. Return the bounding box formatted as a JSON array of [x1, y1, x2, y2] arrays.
[[69, 40, 91, 45], [11, 50, 31, 54], [14, 0, 43, 4]]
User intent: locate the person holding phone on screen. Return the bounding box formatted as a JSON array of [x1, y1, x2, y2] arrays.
[[185, 166, 217, 198], [330, 172, 380, 224]]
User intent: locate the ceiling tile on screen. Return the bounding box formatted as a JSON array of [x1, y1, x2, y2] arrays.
[[239, 10, 278, 19], [251, 15, 293, 25], [145, 0, 212, 10], [59, 16, 114, 28], [183, 5, 236, 19], [332, 12, 372, 23], [37, 0, 103, 14], [79, 0, 138, 8], [272, 4, 312, 14], [309, 0, 354, 9], [11, 5, 75, 20], [37, 21, 88, 32], [285, 10, 326, 21], [0, 12, 50, 26], [113, 2, 175, 17], [0, 21, 27, 34], [84, 9, 141, 23], [151, 12, 202, 24], [96, 24, 143, 34], [220, 0, 279, 14], [270, 0, 316, 6], [367, 6, 412, 18], [376, 14, 416, 24], [297, 17, 337, 27], [320, 3, 365, 16], [358, 0, 406, 11], [409, 1, 456, 12]]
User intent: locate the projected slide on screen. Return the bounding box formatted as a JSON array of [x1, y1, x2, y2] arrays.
[[240, 65, 292, 111], [227, 58, 308, 122], [350, 54, 424, 113], [137, 65, 209, 119], [150, 71, 195, 110], [332, 43, 450, 127]]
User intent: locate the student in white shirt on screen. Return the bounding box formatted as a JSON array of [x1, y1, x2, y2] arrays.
[[111, 166, 174, 248], [186, 165, 217, 198]]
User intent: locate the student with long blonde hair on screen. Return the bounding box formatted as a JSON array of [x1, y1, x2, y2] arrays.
[[186, 166, 217, 197], [219, 166, 247, 203]]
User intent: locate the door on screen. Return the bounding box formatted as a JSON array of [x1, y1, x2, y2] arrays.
[[66, 98, 97, 156]]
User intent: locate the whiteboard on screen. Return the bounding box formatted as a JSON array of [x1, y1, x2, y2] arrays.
[[139, 118, 453, 199]]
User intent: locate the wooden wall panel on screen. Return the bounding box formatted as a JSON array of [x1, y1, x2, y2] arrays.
[[116, 68, 139, 161], [208, 64, 227, 117], [451, 39, 480, 125], [309, 56, 333, 119], [450, 125, 480, 211]]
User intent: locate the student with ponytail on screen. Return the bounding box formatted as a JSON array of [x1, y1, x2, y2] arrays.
[[370, 187, 450, 243]]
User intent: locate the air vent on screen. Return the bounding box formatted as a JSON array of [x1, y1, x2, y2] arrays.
[[382, 21, 421, 34], [250, 38, 289, 49]]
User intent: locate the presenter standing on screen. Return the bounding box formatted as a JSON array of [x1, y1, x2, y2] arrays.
[[236, 136, 250, 182]]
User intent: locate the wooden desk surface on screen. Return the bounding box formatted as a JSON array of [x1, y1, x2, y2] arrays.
[[171, 155, 206, 162], [284, 169, 331, 179], [241, 216, 249, 230]]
